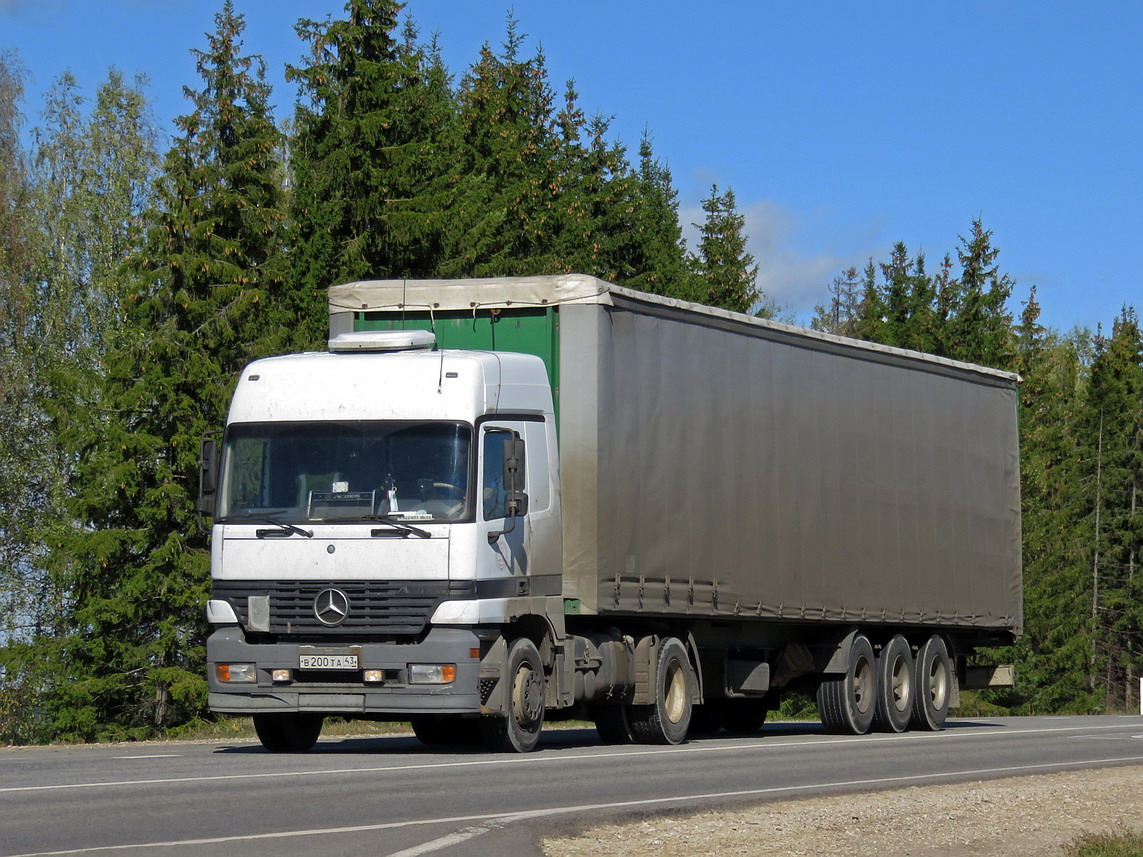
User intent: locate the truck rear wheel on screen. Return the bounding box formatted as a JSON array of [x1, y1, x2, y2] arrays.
[[252, 713, 323, 752], [817, 633, 876, 735], [628, 637, 694, 745], [873, 634, 914, 733], [482, 637, 546, 753], [911, 635, 951, 731]]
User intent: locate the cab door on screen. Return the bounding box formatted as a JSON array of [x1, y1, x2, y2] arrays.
[[477, 422, 529, 585]]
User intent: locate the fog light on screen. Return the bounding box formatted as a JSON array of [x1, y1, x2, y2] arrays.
[[216, 663, 257, 683], [408, 664, 457, 684], [363, 669, 384, 683], [272, 669, 291, 683]]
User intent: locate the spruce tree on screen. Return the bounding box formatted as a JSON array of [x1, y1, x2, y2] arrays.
[[810, 266, 862, 336], [550, 100, 640, 281], [690, 184, 762, 314], [50, 2, 285, 738], [288, 0, 454, 346], [1012, 296, 1100, 712], [1078, 309, 1143, 708], [622, 132, 690, 299], [440, 18, 562, 277], [948, 219, 1016, 369]]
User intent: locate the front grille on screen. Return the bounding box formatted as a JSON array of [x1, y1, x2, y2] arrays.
[[212, 579, 475, 637]]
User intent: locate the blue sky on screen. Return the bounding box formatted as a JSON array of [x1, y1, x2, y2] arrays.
[[2, 0, 1140, 332]]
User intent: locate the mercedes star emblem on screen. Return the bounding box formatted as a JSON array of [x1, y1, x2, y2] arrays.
[[313, 588, 350, 626]]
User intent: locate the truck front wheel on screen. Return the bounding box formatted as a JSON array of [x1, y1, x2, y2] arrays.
[[628, 637, 694, 745], [252, 713, 323, 752], [482, 637, 546, 752]]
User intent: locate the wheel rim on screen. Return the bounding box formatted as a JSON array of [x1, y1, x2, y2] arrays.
[[512, 661, 544, 729], [891, 654, 912, 713], [853, 656, 874, 714], [663, 658, 688, 724], [927, 656, 948, 709]]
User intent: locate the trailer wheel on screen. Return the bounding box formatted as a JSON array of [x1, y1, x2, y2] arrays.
[[816, 633, 876, 735], [482, 637, 546, 752], [911, 635, 951, 731], [410, 715, 484, 746], [873, 635, 914, 733], [717, 699, 770, 734], [628, 637, 694, 745], [252, 713, 323, 752], [591, 704, 635, 744]]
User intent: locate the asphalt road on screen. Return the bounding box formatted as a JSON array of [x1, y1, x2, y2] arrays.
[[3, 715, 1143, 857]]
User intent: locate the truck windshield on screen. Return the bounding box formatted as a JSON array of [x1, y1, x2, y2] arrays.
[[216, 421, 471, 523]]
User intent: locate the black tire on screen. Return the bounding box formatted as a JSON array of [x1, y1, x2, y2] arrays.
[[482, 637, 546, 753], [628, 637, 694, 745], [717, 699, 770, 734], [410, 715, 484, 746], [873, 634, 914, 733], [252, 713, 324, 752], [911, 635, 951, 731], [591, 704, 636, 744], [816, 633, 876, 735]]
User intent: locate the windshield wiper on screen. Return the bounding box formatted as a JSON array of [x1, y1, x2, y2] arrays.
[[360, 514, 432, 539], [220, 510, 314, 539]]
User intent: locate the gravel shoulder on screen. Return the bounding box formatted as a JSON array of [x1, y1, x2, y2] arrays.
[[542, 764, 1143, 857]]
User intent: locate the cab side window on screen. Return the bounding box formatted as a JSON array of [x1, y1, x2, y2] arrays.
[[482, 430, 510, 520]]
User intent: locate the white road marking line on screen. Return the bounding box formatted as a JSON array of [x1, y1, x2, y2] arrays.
[[381, 819, 511, 857], [2, 720, 1140, 795], [8, 755, 1143, 857], [111, 755, 182, 760]]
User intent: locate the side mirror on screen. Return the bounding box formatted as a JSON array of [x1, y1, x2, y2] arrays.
[[488, 433, 528, 542], [502, 435, 525, 494], [505, 490, 529, 517], [197, 438, 218, 516]]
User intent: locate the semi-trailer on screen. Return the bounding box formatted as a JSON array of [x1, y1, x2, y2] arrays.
[[201, 275, 1022, 752]]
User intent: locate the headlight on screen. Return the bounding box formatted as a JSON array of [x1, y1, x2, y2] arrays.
[[408, 664, 457, 684], [215, 663, 257, 683]]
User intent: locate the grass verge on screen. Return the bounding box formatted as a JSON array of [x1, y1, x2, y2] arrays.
[[1066, 831, 1143, 857]]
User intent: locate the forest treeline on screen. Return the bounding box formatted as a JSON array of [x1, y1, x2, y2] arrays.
[[0, 0, 1140, 743]]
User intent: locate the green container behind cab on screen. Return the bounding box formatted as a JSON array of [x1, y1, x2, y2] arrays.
[[354, 307, 561, 415]]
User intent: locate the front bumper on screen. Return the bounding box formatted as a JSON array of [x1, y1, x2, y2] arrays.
[[207, 626, 483, 716]]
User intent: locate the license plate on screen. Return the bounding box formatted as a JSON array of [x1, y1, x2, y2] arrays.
[[299, 654, 359, 670]]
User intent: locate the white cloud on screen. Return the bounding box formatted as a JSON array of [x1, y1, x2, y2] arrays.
[[684, 199, 888, 323]]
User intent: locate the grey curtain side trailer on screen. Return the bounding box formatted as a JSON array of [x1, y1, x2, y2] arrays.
[[330, 274, 1022, 642]]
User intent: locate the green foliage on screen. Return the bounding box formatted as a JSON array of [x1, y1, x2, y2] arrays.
[[1076, 309, 1143, 709], [689, 184, 762, 314], [441, 19, 564, 278], [851, 219, 1016, 370], [0, 50, 43, 648], [5, 3, 1142, 744], [621, 132, 691, 299], [810, 265, 862, 336], [44, 1, 286, 739], [288, 0, 454, 347], [1066, 830, 1143, 857], [841, 222, 1143, 715]]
